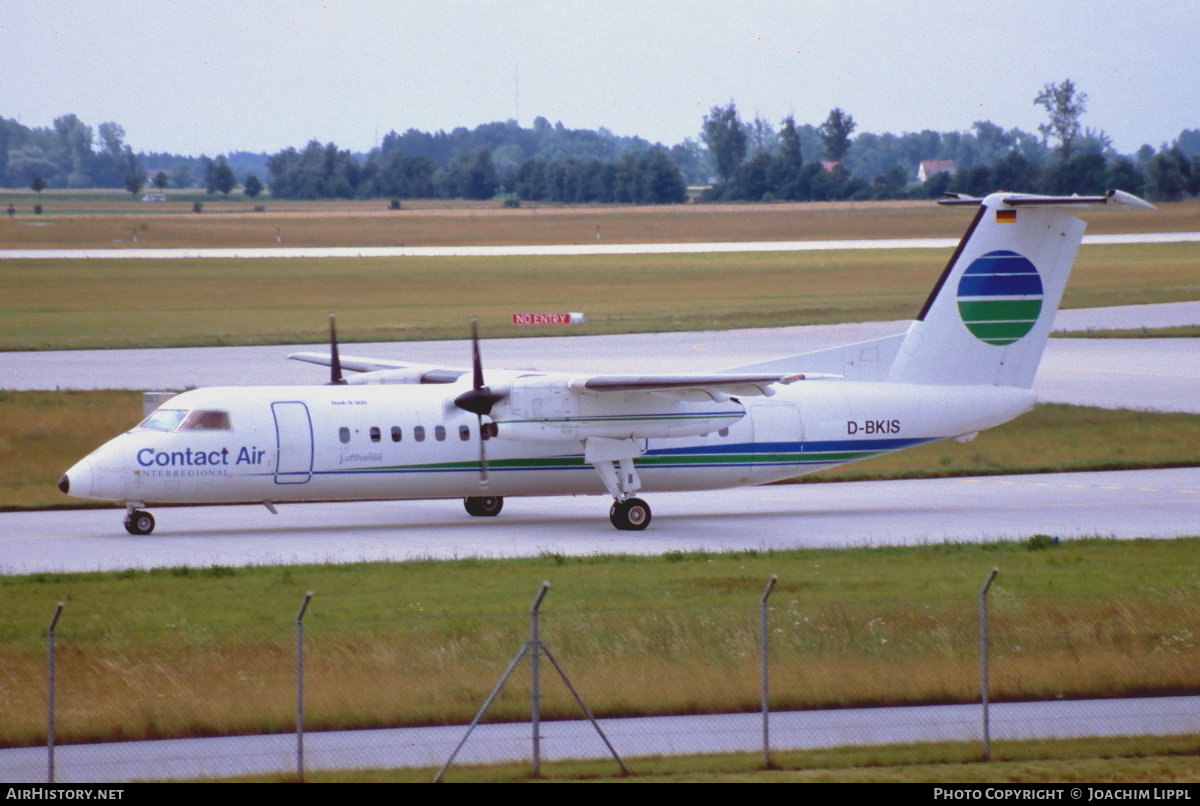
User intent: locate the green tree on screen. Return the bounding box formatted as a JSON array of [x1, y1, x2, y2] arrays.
[[243, 174, 264, 197], [1034, 79, 1088, 162], [30, 175, 45, 193], [818, 108, 856, 163], [1103, 156, 1144, 197], [1042, 153, 1107, 195], [990, 149, 1040, 193], [638, 149, 687, 204], [170, 162, 195, 189], [213, 157, 237, 195], [439, 146, 498, 200], [767, 115, 805, 198], [1144, 148, 1190, 202], [700, 102, 747, 187], [152, 171, 169, 191], [124, 172, 144, 196]]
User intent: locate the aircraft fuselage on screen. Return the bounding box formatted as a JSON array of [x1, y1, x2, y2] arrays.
[[64, 380, 1033, 506]]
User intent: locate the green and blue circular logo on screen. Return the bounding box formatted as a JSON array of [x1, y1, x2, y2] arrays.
[[956, 250, 1043, 346]]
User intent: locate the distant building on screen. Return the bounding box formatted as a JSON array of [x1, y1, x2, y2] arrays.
[[918, 160, 956, 183], [820, 161, 841, 173]]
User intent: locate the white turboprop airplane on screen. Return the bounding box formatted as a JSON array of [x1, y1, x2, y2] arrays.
[[60, 190, 1153, 535]]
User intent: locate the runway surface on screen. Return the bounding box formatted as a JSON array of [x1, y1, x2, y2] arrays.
[[1, 230, 1197, 260], [2, 695, 1196, 782], [3, 468, 1196, 574]]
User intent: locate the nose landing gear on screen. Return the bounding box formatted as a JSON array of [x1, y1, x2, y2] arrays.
[[464, 496, 504, 517], [124, 508, 156, 535]]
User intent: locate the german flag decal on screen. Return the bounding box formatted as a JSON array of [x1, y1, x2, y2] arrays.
[[996, 209, 1017, 223]]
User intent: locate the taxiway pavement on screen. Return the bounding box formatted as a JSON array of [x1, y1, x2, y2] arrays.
[[3, 302, 1200, 412], [2, 468, 1196, 574], [2, 695, 1196, 782]]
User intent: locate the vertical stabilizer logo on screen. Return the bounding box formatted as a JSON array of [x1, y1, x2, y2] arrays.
[[956, 250, 1043, 346]]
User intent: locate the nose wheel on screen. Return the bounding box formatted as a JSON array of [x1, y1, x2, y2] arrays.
[[609, 497, 651, 531], [124, 509, 156, 535], [464, 496, 504, 517]]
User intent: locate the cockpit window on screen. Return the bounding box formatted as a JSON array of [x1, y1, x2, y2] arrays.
[[180, 410, 232, 431], [139, 409, 189, 431]]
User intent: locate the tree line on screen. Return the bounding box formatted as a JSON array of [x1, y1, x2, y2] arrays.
[[3, 81, 1199, 203]]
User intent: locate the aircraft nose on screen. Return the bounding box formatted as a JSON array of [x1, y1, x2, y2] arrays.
[[61, 458, 95, 499]]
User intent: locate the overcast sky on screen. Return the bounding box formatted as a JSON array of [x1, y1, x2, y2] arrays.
[[3, 1, 1197, 157]]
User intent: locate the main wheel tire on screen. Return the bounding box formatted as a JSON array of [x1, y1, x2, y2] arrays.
[[609, 497, 651, 531], [464, 496, 504, 517], [124, 510, 155, 535]]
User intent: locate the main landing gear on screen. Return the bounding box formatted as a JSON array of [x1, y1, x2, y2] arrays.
[[124, 508, 156, 535], [464, 496, 504, 517], [609, 497, 651, 531]]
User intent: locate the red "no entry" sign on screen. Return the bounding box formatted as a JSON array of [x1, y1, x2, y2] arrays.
[[511, 312, 585, 325]]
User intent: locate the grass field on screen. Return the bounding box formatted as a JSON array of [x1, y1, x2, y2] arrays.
[[2, 192, 1197, 249], [3, 390, 1199, 510], [1053, 325, 1200, 339], [1, 538, 1197, 749], [2, 242, 1197, 351]]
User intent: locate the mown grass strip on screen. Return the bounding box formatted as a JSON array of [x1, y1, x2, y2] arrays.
[[3, 193, 1198, 249], [1, 241, 1197, 350], [1053, 325, 1200, 339], [2, 539, 1198, 747]]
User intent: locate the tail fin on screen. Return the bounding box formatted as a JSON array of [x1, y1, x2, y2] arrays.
[[887, 190, 1153, 388]]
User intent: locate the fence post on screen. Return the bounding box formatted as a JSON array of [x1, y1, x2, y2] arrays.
[[296, 591, 313, 783], [759, 575, 778, 769], [530, 581, 550, 777], [979, 568, 998, 761], [47, 602, 64, 784]]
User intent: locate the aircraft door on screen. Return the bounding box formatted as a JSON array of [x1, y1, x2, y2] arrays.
[[750, 403, 802, 479], [272, 401, 314, 484]]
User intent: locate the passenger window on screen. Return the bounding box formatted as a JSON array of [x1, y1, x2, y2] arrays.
[[339, 427, 351, 444], [459, 424, 470, 441], [435, 425, 446, 442], [414, 426, 425, 442], [370, 426, 381, 443], [180, 410, 231, 430], [391, 426, 402, 442]]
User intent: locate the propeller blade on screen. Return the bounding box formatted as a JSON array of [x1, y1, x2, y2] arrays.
[[458, 317, 495, 487], [453, 316, 503, 415], [328, 312, 347, 385], [477, 414, 489, 488], [470, 317, 484, 391]]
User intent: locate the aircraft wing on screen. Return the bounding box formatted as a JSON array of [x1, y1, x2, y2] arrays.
[[566, 372, 833, 398], [288, 352, 468, 383]]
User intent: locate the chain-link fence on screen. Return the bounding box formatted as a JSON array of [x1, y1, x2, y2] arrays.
[[1, 574, 1197, 782]]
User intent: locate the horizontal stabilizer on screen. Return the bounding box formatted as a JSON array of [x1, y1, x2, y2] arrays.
[[939, 188, 1155, 210]]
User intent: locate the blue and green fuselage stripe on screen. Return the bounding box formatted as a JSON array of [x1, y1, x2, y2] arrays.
[[304, 436, 937, 477]]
